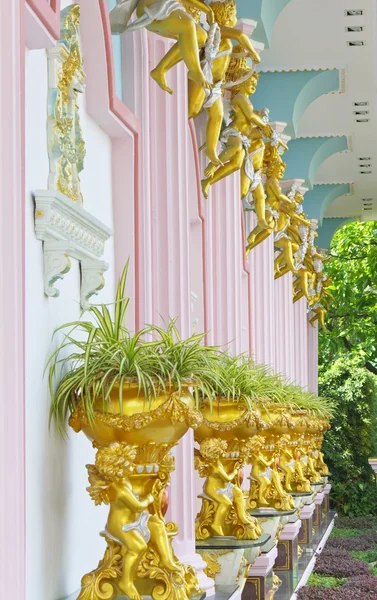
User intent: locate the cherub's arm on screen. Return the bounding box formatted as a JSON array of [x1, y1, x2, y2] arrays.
[[216, 463, 236, 482], [274, 138, 289, 152], [259, 455, 272, 469], [233, 95, 272, 136], [120, 487, 153, 511], [287, 226, 301, 245], [267, 179, 294, 209], [290, 213, 311, 226], [219, 27, 260, 63]]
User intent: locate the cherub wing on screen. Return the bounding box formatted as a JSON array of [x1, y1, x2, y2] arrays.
[[194, 448, 209, 478], [109, 0, 141, 34], [86, 464, 111, 506]]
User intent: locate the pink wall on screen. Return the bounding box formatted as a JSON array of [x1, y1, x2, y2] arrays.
[[11, 3, 319, 598], [1, 1, 26, 598]]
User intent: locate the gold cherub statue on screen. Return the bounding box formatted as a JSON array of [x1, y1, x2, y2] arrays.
[[110, 0, 214, 90], [151, 1, 261, 166], [292, 438, 313, 493], [274, 189, 312, 278], [77, 442, 202, 600], [200, 49, 274, 203], [313, 432, 330, 476], [246, 436, 295, 511], [195, 438, 262, 540], [279, 436, 312, 494], [192, 5, 261, 166], [306, 443, 323, 484], [245, 146, 289, 257], [278, 437, 296, 493]]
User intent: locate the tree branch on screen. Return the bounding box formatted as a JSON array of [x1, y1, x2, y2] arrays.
[[328, 253, 370, 261]]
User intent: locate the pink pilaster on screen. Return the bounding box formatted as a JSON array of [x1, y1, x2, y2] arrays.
[[293, 297, 309, 387], [308, 320, 319, 393], [274, 273, 295, 379], [145, 35, 215, 595], [0, 1, 25, 598], [248, 212, 276, 367], [129, 29, 155, 326]]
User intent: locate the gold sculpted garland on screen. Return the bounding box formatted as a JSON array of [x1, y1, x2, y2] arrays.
[[69, 392, 203, 434]]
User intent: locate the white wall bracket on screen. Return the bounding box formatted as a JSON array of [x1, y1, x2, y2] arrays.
[[35, 189, 112, 308]]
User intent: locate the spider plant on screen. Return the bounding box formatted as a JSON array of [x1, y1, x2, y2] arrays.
[[149, 319, 219, 403], [200, 352, 335, 419], [283, 384, 335, 419], [48, 262, 219, 435], [260, 375, 335, 419], [198, 353, 289, 409]]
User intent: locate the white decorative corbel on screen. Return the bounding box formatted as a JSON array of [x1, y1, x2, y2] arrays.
[[35, 190, 112, 308], [80, 259, 107, 309], [43, 240, 72, 298]]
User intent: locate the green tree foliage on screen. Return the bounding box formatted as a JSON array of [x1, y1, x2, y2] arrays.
[[319, 356, 377, 516], [320, 221, 377, 375]]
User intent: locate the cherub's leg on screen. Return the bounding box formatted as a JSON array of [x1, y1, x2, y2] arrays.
[[252, 183, 270, 229], [188, 78, 207, 119], [299, 270, 310, 299], [205, 138, 243, 178], [257, 478, 270, 506], [240, 164, 251, 199], [309, 313, 319, 328], [276, 264, 290, 280], [202, 145, 245, 198], [245, 225, 262, 256], [274, 252, 286, 276], [233, 486, 256, 523], [277, 239, 297, 273], [284, 468, 293, 492], [313, 309, 327, 330], [271, 470, 287, 498], [148, 17, 210, 88], [295, 462, 307, 482], [204, 98, 224, 166], [211, 496, 232, 536], [246, 227, 272, 257], [151, 42, 181, 94], [293, 289, 305, 303], [118, 530, 147, 600], [148, 516, 181, 572]]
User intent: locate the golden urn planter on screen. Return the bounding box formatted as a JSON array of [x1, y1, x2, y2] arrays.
[[194, 398, 266, 541], [194, 398, 266, 442], [70, 383, 202, 446], [69, 383, 204, 600]]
